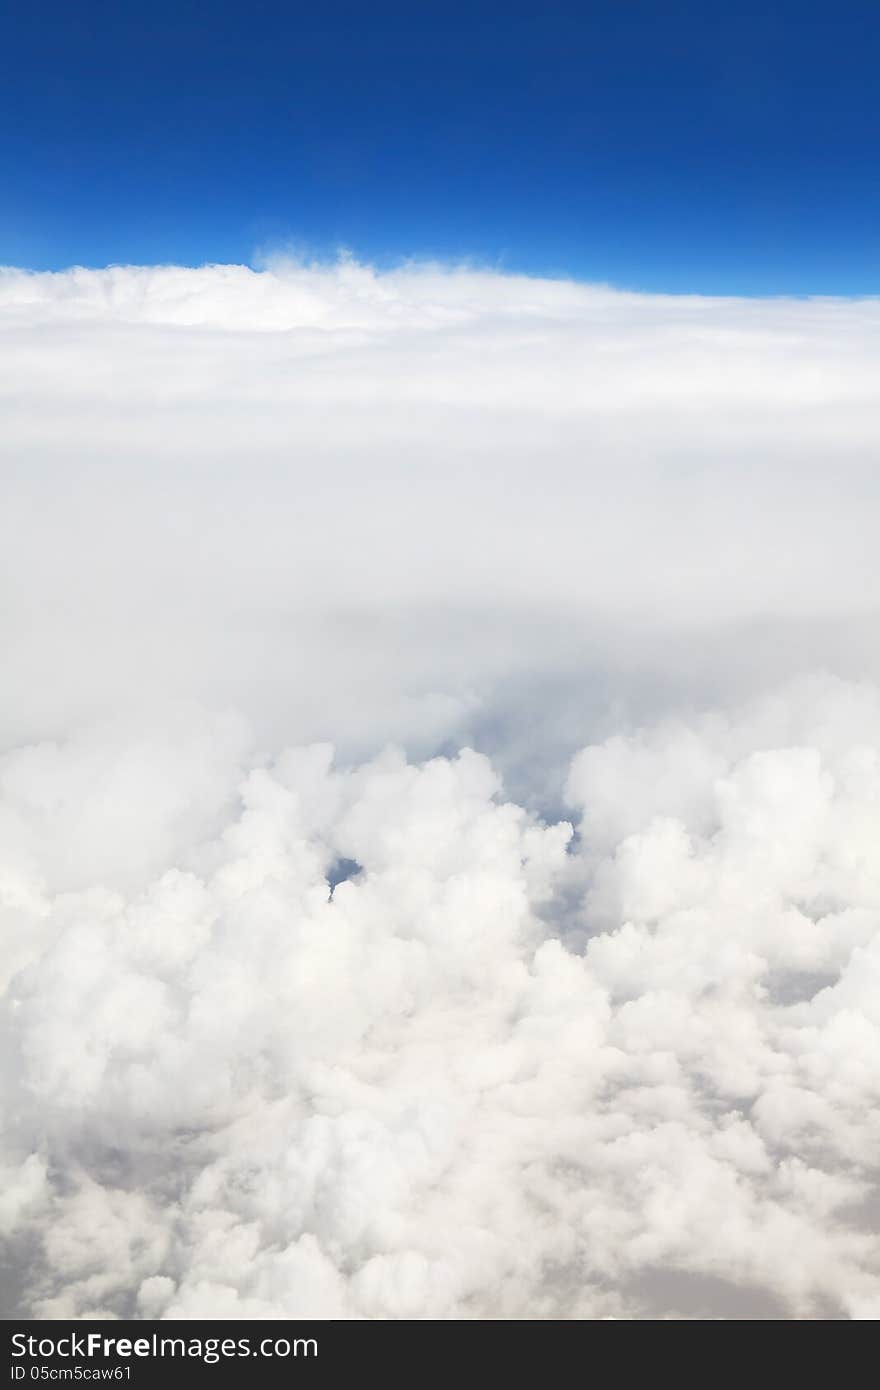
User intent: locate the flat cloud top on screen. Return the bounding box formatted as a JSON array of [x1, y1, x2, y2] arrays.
[[2, 261, 880, 1318], [3, 260, 880, 750]]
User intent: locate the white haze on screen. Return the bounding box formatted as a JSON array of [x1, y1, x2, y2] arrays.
[[1, 260, 880, 1319]]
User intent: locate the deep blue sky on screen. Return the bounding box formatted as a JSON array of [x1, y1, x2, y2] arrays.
[[2, 1, 879, 293]]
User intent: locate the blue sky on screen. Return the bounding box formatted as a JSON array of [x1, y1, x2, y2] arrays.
[[3, 0, 879, 293]]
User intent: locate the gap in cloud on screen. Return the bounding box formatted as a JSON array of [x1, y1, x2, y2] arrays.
[[327, 857, 363, 898]]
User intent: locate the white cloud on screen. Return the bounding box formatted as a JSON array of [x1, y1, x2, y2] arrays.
[[3, 259, 880, 752], [2, 261, 880, 1318]]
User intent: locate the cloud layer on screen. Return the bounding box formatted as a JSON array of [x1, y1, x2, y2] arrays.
[[4, 259, 880, 752], [2, 261, 880, 1318]]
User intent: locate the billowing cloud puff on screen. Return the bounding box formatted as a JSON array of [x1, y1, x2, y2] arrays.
[[2, 678, 880, 1319], [2, 262, 880, 1319]]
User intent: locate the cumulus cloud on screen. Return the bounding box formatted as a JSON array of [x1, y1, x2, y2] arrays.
[[1, 261, 880, 1318]]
